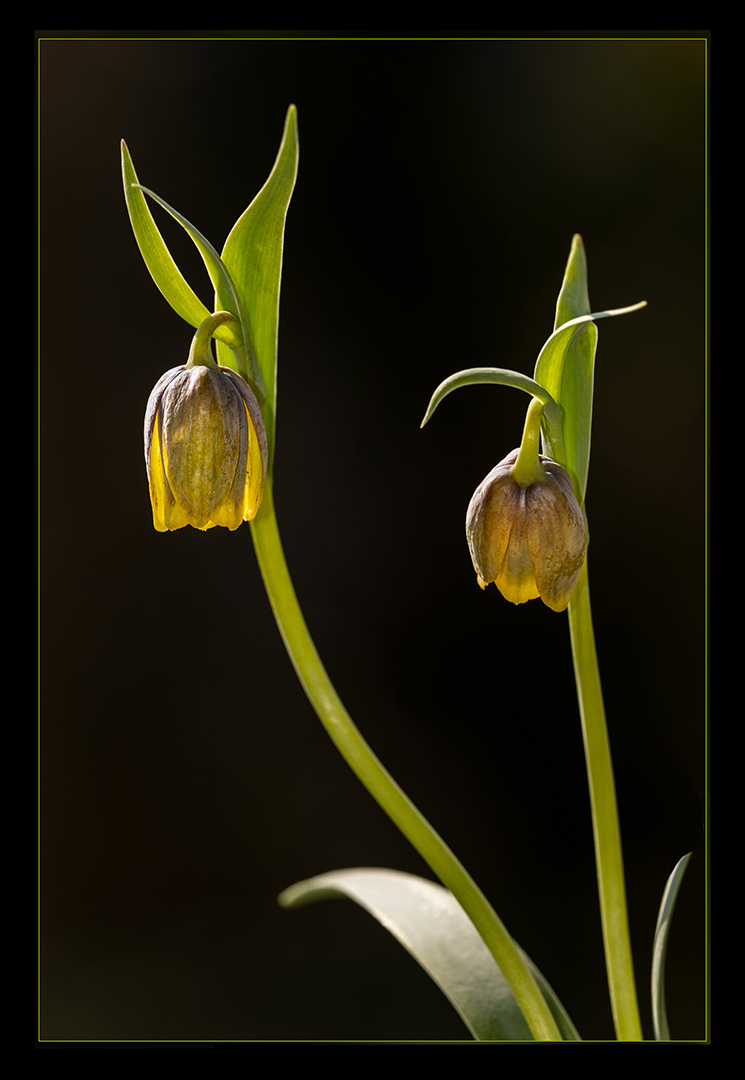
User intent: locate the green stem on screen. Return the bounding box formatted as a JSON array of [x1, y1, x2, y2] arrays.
[[250, 480, 563, 1042], [513, 398, 546, 485], [186, 311, 240, 369], [568, 558, 642, 1040]]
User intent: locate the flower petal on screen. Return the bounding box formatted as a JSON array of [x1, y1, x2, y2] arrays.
[[526, 476, 586, 612], [219, 367, 267, 522], [147, 409, 170, 532], [495, 490, 541, 604], [466, 454, 522, 586], [161, 368, 242, 529]]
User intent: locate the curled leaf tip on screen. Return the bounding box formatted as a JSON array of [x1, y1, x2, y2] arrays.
[[419, 369, 559, 435]]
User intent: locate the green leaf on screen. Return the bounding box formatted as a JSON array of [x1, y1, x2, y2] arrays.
[[534, 319, 597, 504], [534, 235, 595, 503], [534, 236, 646, 504], [126, 101, 300, 425], [131, 181, 265, 402], [120, 140, 237, 350], [554, 232, 592, 329], [651, 853, 693, 1041], [217, 104, 299, 475], [279, 868, 580, 1042], [419, 236, 644, 507], [420, 368, 561, 429]]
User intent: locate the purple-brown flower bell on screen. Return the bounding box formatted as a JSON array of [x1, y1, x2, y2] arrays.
[[144, 314, 268, 532], [465, 400, 586, 612]]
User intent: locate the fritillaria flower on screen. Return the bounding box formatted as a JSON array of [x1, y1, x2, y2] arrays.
[[144, 328, 267, 532], [466, 446, 586, 613]]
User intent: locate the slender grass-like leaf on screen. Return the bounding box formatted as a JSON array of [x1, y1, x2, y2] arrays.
[[120, 141, 239, 350], [217, 105, 299, 473], [420, 367, 560, 428], [651, 853, 693, 1041], [279, 868, 580, 1042], [130, 183, 258, 384]]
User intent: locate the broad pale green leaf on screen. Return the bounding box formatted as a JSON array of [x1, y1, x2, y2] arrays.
[[120, 141, 239, 351], [217, 105, 299, 473], [651, 853, 692, 1041], [279, 868, 580, 1042]]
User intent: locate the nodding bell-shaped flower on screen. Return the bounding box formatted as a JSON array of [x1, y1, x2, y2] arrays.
[[144, 314, 268, 532], [465, 400, 586, 612]]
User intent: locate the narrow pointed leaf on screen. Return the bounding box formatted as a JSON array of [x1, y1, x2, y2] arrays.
[[651, 853, 693, 1041], [554, 233, 592, 329], [535, 242, 646, 504], [121, 141, 238, 348], [279, 868, 579, 1042], [217, 104, 299, 473], [130, 182, 266, 400]]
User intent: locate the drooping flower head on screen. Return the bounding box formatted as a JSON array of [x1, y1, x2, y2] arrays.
[[465, 399, 586, 612], [144, 315, 268, 532]]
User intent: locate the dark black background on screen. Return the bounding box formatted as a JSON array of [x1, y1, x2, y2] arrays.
[[39, 35, 707, 1042]]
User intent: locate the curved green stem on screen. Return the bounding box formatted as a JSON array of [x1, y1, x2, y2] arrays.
[[186, 311, 240, 369], [250, 480, 563, 1042], [568, 558, 642, 1040]]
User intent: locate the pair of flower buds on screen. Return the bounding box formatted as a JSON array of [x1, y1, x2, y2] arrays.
[[145, 327, 586, 611]]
